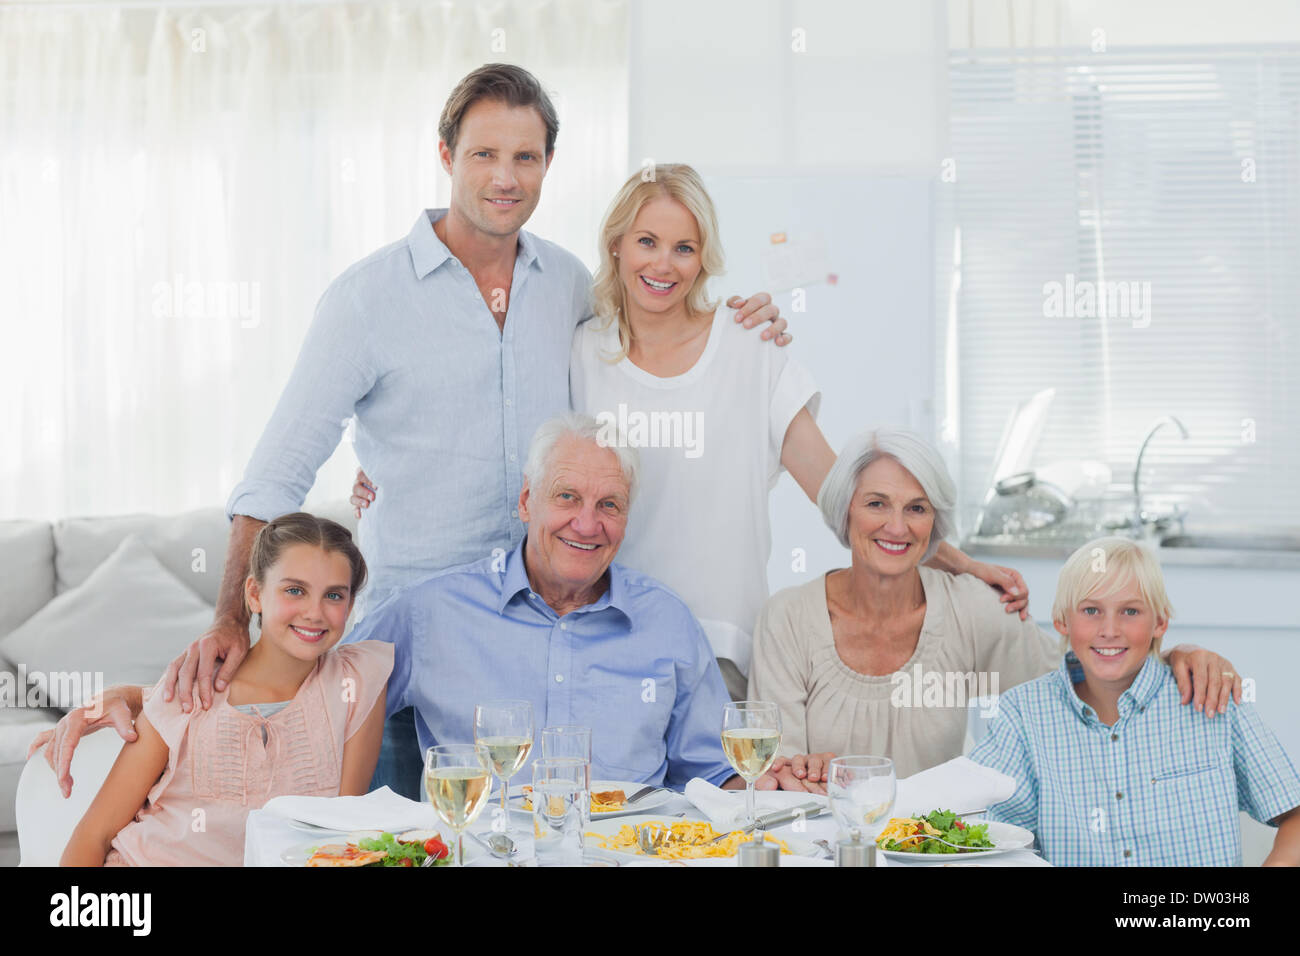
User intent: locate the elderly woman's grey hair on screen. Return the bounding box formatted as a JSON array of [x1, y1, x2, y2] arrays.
[[816, 426, 957, 564], [523, 411, 640, 505]]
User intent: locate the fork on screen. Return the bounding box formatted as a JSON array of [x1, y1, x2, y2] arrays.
[[896, 833, 1039, 854]]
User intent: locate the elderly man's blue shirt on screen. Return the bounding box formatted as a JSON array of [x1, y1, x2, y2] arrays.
[[342, 538, 736, 789]]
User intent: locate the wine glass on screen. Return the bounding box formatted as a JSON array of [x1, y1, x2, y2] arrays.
[[424, 743, 492, 866], [531, 756, 590, 866], [827, 755, 896, 842], [720, 701, 782, 828], [474, 699, 534, 836]]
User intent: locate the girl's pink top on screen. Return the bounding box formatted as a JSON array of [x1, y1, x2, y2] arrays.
[[105, 641, 393, 867]]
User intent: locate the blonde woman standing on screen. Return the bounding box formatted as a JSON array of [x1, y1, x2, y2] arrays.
[[567, 165, 1026, 697]]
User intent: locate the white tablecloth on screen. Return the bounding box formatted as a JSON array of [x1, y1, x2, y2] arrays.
[[245, 789, 1049, 868]]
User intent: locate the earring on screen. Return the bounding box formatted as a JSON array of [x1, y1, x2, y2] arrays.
[[612, 252, 619, 257]]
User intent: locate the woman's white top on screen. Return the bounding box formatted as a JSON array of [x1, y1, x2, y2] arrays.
[[569, 305, 820, 675]]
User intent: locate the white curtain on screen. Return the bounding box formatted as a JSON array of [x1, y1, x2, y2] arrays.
[[0, 0, 628, 521]]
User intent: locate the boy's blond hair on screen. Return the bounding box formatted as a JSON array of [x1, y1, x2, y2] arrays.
[[1052, 537, 1174, 656]]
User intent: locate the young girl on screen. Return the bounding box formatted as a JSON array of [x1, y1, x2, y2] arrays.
[[60, 513, 393, 866]]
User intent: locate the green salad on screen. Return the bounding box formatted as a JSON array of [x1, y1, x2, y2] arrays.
[[308, 831, 452, 867], [878, 809, 996, 854]]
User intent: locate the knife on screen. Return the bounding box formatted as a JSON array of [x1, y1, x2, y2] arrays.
[[743, 801, 827, 832], [623, 784, 660, 806]]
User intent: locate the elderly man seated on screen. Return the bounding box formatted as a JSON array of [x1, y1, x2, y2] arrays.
[[340, 411, 768, 790], [30, 412, 796, 796]]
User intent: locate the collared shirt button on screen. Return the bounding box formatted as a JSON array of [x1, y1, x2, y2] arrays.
[[529, 592, 536, 599], [505, 399, 513, 407], [554, 674, 564, 683], [509, 453, 517, 462], [1123, 849, 1132, 859], [1116, 791, 1123, 800], [511, 509, 519, 518], [1111, 733, 1119, 741], [560, 622, 568, 630]]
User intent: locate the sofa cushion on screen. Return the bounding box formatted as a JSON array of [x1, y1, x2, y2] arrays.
[[0, 521, 56, 641], [53, 501, 359, 606], [0, 534, 213, 708]]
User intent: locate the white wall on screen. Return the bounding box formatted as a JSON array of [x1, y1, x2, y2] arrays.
[[627, 0, 950, 595]]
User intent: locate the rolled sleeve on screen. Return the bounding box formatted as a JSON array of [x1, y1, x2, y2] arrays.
[[341, 588, 413, 721], [226, 277, 377, 522], [664, 610, 735, 788], [1229, 700, 1300, 827]]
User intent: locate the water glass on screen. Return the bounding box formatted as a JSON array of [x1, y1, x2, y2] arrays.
[[827, 755, 896, 842], [531, 756, 590, 867]]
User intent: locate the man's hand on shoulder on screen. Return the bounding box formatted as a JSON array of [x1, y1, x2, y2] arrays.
[[26, 686, 141, 799], [163, 616, 251, 712]]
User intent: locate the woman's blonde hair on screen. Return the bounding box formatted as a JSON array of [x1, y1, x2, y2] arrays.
[[1052, 536, 1174, 656], [590, 163, 724, 359]]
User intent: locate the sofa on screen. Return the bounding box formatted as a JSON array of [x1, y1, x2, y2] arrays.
[[0, 501, 357, 838]]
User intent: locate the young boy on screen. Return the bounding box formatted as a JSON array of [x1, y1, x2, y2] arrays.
[[969, 537, 1300, 866]]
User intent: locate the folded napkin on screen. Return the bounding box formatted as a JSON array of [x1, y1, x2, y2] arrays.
[[684, 778, 826, 828], [262, 786, 440, 833], [893, 757, 1015, 818]]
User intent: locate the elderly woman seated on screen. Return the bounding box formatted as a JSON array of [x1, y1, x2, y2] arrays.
[[749, 426, 1242, 789]]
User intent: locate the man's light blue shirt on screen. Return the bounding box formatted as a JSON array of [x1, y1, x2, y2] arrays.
[[341, 538, 736, 789], [226, 209, 593, 602], [969, 651, 1300, 866]]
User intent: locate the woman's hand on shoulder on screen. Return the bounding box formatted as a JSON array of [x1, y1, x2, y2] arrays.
[[351, 468, 376, 519]]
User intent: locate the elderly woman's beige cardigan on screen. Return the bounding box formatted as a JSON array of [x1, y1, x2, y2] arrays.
[[748, 566, 1058, 779]]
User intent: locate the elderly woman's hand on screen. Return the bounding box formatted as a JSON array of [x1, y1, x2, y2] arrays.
[[968, 560, 1030, 620], [755, 753, 837, 794], [1166, 644, 1243, 718]]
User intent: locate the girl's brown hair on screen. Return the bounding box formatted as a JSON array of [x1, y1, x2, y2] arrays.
[[244, 513, 367, 624]]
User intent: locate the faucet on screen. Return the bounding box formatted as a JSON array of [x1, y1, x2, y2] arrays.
[[1132, 415, 1189, 537]]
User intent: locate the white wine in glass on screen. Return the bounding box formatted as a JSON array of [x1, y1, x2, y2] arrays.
[[425, 743, 492, 866], [721, 701, 782, 828], [474, 699, 534, 836]]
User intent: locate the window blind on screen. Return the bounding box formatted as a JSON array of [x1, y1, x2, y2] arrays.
[[941, 46, 1300, 537]]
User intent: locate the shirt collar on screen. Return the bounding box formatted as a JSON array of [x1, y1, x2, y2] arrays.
[[408, 208, 543, 279], [1056, 650, 1167, 724], [496, 536, 631, 621]]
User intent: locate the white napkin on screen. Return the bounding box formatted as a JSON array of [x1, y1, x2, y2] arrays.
[[893, 757, 1015, 818], [262, 786, 440, 833], [683, 778, 826, 828]]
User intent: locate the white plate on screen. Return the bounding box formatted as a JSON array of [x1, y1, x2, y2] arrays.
[[280, 833, 484, 867], [583, 813, 822, 862], [508, 780, 673, 820], [877, 818, 1035, 862]]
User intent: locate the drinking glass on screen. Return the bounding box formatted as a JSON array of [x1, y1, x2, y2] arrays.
[[827, 755, 896, 842], [474, 699, 534, 835], [531, 756, 590, 866], [541, 725, 592, 762], [720, 701, 782, 828], [424, 743, 492, 867]]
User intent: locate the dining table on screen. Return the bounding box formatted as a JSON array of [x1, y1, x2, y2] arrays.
[[244, 785, 1049, 868]]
